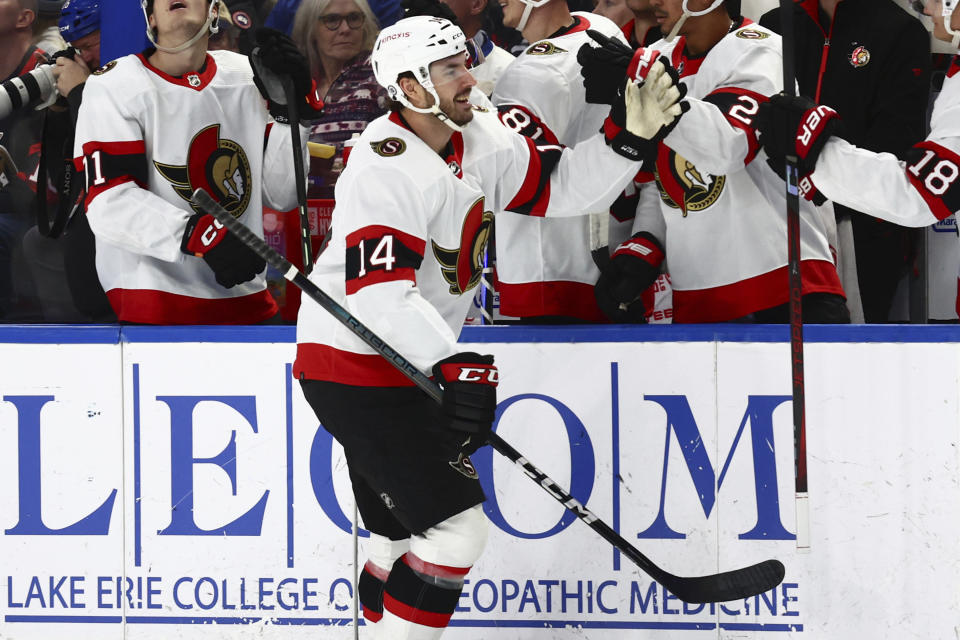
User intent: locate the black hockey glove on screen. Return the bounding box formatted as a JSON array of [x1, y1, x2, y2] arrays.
[[594, 231, 664, 323], [181, 211, 266, 288], [251, 27, 324, 125], [756, 93, 843, 176], [577, 29, 634, 104], [432, 352, 498, 453]]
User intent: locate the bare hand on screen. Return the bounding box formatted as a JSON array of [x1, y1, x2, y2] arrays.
[[52, 56, 91, 98]]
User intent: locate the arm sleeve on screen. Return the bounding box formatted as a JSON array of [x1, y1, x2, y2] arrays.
[[812, 136, 949, 227], [74, 79, 192, 263], [341, 169, 459, 370], [261, 120, 308, 212], [662, 47, 781, 175], [492, 63, 575, 143], [493, 130, 642, 218]]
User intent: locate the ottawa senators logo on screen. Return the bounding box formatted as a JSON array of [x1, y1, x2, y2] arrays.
[[849, 45, 870, 68], [370, 137, 406, 157], [154, 124, 252, 217], [735, 28, 769, 40], [525, 41, 567, 56], [432, 197, 493, 295], [92, 60, 116, 75], [449, 453, 479, 479], [655, 149, 725, 215]]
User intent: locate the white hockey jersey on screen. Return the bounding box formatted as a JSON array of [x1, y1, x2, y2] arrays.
[[632, 18, 842, 322], [294, 108, 641, 386], [813, 56, 960, 314], [74, 50, 303, 324], [491, 12, 625, 321]]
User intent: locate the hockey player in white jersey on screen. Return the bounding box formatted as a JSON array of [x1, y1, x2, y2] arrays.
[[492, 0, 629, 321], [757, 0, 960, 315], [293, 15, 684, 639], [73, 0, 320, 324], [579, 0, 849, 323]]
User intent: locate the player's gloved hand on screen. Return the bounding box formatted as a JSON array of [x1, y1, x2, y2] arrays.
[[432, 352, 498, 454], [251, 27, 324, 125], [577, 29, 634, 104], [756, 93, 842, 175], [594, 231, 664, 322], [181, 211, 266, 288], [604, 58, 688, 163]]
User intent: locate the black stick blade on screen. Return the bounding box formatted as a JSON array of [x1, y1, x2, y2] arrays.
[[660, 559, 786, 604]]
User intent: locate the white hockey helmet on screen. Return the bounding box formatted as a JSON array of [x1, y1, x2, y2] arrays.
[[372, 16, 469, 131], [140, 0, 221, 54], [665, 0, 725, 42]]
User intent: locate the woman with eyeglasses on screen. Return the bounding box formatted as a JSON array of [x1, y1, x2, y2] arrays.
[[291, 0, 387, 197]]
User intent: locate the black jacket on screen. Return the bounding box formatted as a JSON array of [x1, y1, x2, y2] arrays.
[[760, 0, 930, 158]]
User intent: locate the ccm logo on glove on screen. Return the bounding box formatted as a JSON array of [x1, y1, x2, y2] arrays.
[[453, 367, 499, 384]]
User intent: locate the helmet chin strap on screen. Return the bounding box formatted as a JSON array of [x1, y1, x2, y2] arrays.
[[397, 82, 465, 132], [516, 2, 535, 33], [665, 0, 725, 42], [141, 0, 220, 54]]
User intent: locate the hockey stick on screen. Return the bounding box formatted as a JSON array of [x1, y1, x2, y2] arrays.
[[779, 0, 810, 551], [282, 77, 314, 275], [191, 188, 785, 603]]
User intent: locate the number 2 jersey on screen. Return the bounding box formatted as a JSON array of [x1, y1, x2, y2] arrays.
[[74, 49, 303, 324], [293, 107, 641, 386], [632, 19, 843, 322], [811, 55, 960, 315]]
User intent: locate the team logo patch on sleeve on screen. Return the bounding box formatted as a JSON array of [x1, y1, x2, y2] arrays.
[[370, 138, 406, 157], [849, 45, 870, 68], [735, 28, 769, 40], [154, 124, 252, 217], [525, 41, 567, 55], [92, 60, 117, 75]]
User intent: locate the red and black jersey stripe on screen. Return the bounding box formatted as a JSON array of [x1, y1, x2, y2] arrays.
[[904, 140, 960, 221], [703, 87, 768, 166], [504, 136, 563, 216], [345, 225, 425, 294], [80, 140, 149, 206]]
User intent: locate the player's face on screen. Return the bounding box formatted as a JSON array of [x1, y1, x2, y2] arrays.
[[593, 0, 633, 26], [429, 52, 477, 125], [499, 0, 524, 30], [649, 0, 683, 34], [925, 0, 960, 42], [312, 0, 366, 65], [625, 0, 653, 13], [149, 0, 210, 44]]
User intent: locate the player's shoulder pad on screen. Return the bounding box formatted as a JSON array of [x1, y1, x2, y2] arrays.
[[208, 49, 254, 79], [85, 53, 153, 96]]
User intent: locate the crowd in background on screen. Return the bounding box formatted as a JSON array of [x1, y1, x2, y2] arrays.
[[0, 0, 949, 325]]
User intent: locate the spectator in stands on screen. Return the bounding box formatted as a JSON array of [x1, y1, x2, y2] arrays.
[[759, 0, 931, 322], [291, 0, 385, 198], [0, 0, 46, 320]]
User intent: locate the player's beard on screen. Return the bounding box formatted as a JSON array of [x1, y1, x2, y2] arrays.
[[438, 90, 474, 127]]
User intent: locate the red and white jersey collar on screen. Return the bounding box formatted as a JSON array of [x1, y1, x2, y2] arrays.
[[137, 50, 218, 90]]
